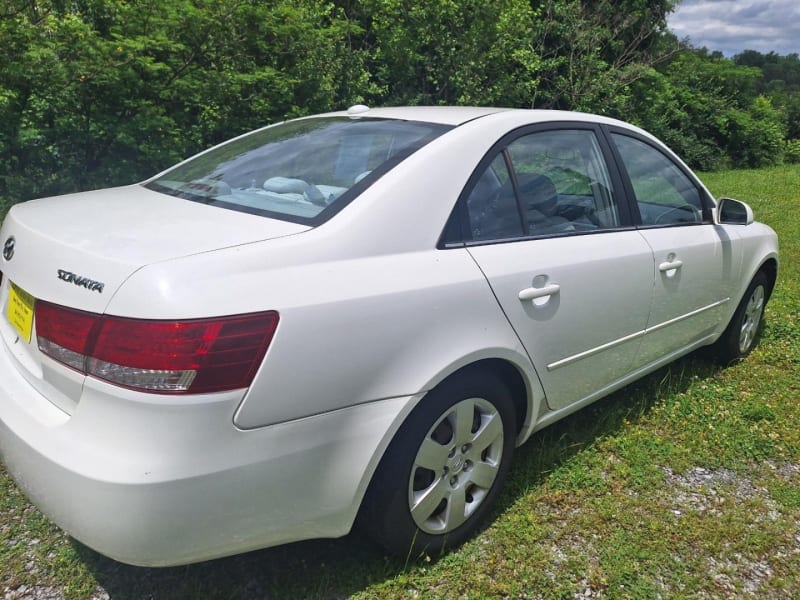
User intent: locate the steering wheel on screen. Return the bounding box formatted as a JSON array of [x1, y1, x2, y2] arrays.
[[654, 204, 701, 225]]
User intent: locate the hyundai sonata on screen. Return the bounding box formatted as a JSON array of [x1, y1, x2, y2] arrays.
[[0, 106, 778, 565]]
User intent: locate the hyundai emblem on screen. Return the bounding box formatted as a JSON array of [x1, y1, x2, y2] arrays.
[[2, 236, 13, 261]]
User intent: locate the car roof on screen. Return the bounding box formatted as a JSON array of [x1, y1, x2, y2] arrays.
[[316, 105, 640, 129], [310, 105, 510, 125]]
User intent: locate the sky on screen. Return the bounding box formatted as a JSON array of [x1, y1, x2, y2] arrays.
[[667, 0, 800, 57]]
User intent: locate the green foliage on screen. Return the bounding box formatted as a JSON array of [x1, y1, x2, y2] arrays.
[[628, 49, 795, 170], [735, 50, 800, 93], [0, 0, 366, 213], [786, 139, 800, 164], [344, 0, 541, 106], [1, 0, 800, 219], [626, 65, 730, 171], [718, 96, 786, 168], [779, 94, 800, 140], [530, 0, 678, 114]]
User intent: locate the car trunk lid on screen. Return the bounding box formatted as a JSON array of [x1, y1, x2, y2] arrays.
[[0, 184, 308, 413], [2, 185, 307, 311]]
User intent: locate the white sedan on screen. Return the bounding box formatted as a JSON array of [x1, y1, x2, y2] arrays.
[[0, 106, 778, 566]]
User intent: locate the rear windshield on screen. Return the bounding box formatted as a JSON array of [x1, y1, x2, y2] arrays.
[[144, 117, 451, 225]]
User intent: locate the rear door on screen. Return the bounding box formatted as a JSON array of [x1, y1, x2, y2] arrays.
[[456, 125, 655, 410], [607, 130, 740, 365]]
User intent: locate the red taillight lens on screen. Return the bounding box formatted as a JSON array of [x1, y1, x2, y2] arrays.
[[35, 301, 278, 394], [35, 303, 99, 371]]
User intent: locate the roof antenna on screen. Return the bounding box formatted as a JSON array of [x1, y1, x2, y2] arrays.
[[347, 104, 370, 118]]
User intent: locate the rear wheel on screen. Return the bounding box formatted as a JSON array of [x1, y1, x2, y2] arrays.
[[361, 371, 516, 557], [713, 271, 769, 364]]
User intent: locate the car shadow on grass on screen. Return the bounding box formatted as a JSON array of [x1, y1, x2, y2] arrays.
[[498, 352, 723, 506], [74, 530, 397, 600], [74, 353, 723, 600]]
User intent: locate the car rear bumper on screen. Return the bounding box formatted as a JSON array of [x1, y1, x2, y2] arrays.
[[0, 341, 412, 566]]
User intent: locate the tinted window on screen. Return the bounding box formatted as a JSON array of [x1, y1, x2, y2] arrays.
[[464, 129, 619, 242], [466, 154, 523, 241], [145, 118, 450, 225], [611, 133, 704, 226]]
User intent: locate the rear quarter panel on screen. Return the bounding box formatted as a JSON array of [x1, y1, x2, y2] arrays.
[[104, 241, 540, 430], [104, 114, 562, 430]]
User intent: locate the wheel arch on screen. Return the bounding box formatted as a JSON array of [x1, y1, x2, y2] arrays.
[[710, 254, 777, 365], [354, 357, 536, 552], [415, 354, 545, 445], [758, 257, 778, 301], [442, 359, 531, 437], [353, 353, 544, 513], [720, 246, 779, 339]]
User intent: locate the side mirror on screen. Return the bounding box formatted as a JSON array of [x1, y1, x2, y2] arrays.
[[717, 197, 754, 225]]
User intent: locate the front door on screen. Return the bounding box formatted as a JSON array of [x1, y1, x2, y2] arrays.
[[608, 131, 739, 365]]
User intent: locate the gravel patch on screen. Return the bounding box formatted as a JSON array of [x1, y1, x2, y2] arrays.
[[542, 463, 799, 599], [663, 463, 800, 598], [662, 465, 778, 519], [2, 586, 109, 600]]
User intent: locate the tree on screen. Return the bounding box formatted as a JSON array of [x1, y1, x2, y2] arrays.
[[2, 0, 795, 218], [627, 49, 783, 170], [0, 0, 366, 211], [338, 0, 541, 106], [528, 0, 679, 113]]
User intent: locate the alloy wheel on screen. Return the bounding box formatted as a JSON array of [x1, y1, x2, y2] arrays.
[[408, 397, 504, 534], [738, 284, 765, 354]]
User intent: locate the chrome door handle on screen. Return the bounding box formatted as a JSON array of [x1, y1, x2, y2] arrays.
[[658, 259, 683, 272], [518, 284, 560, 301]]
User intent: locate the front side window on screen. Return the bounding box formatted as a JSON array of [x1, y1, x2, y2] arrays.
[[145, 118, 450, 224], [463, 128, 620, 242], [611, 133, 704, 226]]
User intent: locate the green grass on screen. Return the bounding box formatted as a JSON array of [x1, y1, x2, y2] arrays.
[[2, 164, 800, 598]]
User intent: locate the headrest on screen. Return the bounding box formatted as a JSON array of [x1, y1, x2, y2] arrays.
[[517, 173, 558, 216], [263, 177, 307, 194]]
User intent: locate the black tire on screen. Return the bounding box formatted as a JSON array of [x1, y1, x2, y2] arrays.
[[360, 370, 516, 558], [712, 271, 769, 365]]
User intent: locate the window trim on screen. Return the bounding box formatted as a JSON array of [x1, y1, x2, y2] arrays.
[[602, 126, 715, 228], [439, 121, 636, 249]]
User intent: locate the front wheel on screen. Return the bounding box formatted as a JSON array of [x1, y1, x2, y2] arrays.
[[361, 371, 516, 558], [712, 271, 769, 364]]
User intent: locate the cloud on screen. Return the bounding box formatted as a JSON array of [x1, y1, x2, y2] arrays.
[[668, 0, 800, 56]]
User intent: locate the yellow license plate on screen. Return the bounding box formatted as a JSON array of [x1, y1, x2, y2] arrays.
[[7, 281, 35, 343]]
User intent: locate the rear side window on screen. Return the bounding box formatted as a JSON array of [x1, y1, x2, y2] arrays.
[[463, 128, 620, 242], [465, 154, 523, 241], [611, 133, 705, 226], [145, 118, 450, 225]]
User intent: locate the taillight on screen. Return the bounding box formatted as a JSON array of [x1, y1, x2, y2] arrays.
[[35, 301, 278, 394], [35, 303, 98, 372]]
